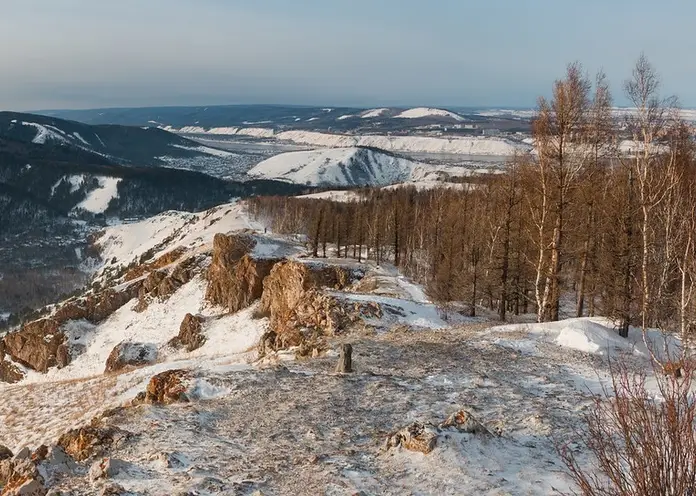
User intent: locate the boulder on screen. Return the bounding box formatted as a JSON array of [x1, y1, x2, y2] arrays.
[[385, 422, 438, 455], [0, 458, 45, 495], [0, 445, 12, 461], [440, 410, 490, 435], [89, 457, 126, 482], [0, 358, 24, 384], [169, 314, 205, 352], [57, 426, 128, 462], [144, 369, 190, 404], [104, 342, 158, 373]]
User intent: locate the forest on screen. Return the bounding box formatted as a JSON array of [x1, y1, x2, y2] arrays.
[[250, 55, 696, 347]]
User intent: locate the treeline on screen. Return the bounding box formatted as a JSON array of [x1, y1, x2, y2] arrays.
[[249, 55, 696, 344]]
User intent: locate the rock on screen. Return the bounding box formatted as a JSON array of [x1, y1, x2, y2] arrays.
[[1, 319, 65, 373], [440, 410, 490, 435], [0, 445, 12, 461], [258, 261, 361, 355], [144, 369, 190, 404], [13, 448, 31, 461], [99, 483, 126, 496], [134, 256, 200, 313], [123, 247, 187, 281], [0, 458, 45, 495], [38, 446, 76, 480], [5, 478, 46, 496], [0, 357, 25, 384], [57, 426, 128, 462], [169, 314, 206, 352], [89, 457, 126, 482], [205, 233, 279, 312], [104, 342, 158, 373], [385, 422, 438, 455]]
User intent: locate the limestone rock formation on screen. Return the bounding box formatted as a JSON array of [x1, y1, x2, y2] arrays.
[[205, 233, 280, 313], [385, 422, 438, 455], [57, 426, 128, 462], [104, 342, 158, 373], [169, 313, 206, 352], [142, 369, 190, 404]]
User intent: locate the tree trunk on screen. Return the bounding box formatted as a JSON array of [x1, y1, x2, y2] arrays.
[[335, 344, 353, 373]]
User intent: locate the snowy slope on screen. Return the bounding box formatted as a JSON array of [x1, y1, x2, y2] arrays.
[[74, 177, 121, 214], [274, 130, 527, 156], [395, 107, 465, 121], [361, 108, 389, 118], [247, 147, 424, 187]]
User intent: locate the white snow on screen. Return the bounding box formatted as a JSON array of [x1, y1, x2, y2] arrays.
[[336, 114, 355, 121], [361, 108, 389, 119], [21, 122, 69, 145], [170, 143, 237, 157], [273, 130, 527, 156], [50, 174, 86, 196], [72, 132, 90, 146], [395, 107, 465, 121], [247, 147, 426, 187], [95, 202, 259, 269], [75, 177, 121, 214], [296, 190, 362, 202], [488, 317, 681, 358]]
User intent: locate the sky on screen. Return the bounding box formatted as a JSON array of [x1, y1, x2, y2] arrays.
[[1, 0, 696, 111]]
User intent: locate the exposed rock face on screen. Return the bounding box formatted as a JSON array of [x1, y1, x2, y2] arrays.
[[89, 457, 126, 482], [0, 457, 45, 496], [0, 354, 25, 384], [258, 261, 363, 355], [0, 281, 143, 381], [143, 369, 190, 404], [104, 342, 158, 373], [169, 314, 205, 352], [53, 283, 142, 325], [134, 256, 200, 312], [205, 233, 279, 313], [57, 426, 128, 462], [385, 422, 438, 455], [1, 319, 66, 373], [123, 247, 187, 282]]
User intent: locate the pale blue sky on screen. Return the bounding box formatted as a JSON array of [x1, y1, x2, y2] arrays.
[[1, 0, 694, 110]]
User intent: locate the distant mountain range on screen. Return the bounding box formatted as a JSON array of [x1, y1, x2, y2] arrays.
[[0, 112, 311, 231], [41, 104, 534, 133]]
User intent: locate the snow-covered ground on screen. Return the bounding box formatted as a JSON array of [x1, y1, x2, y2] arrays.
[[0, 201, 670, 495], [395, 107, 465, 121], [75, 176, 121, 214]]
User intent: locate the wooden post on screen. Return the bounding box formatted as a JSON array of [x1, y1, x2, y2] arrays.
[[335, 343, 353, 373]]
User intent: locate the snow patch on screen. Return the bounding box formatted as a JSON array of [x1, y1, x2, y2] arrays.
[[395, 107, 465, 121], [75, 177, 121, 214]]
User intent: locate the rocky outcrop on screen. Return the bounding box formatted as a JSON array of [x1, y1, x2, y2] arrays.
[[169, 314, 205, 352], [440, 410, 491, 435], [258, 261, 365, 355], [1, 319, 66, 373], [104, 342, 158, 373], [205, 233, 280, 313], [0, 457, 45, 495], [0, 355, 25, 384], [134, 255, 201, 312], [53, 283, 142, 325], [142, 369, 190, 404], [385, 422, 438, 455], [57, 426, 128, 462], [123, 247, 187, 282]]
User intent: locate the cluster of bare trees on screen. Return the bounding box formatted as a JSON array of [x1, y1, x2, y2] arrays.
[[250, 55, 696, 343]]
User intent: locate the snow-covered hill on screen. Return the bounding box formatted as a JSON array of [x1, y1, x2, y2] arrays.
[[395, 107, 465, 121], [247, 147, 427, 187]]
